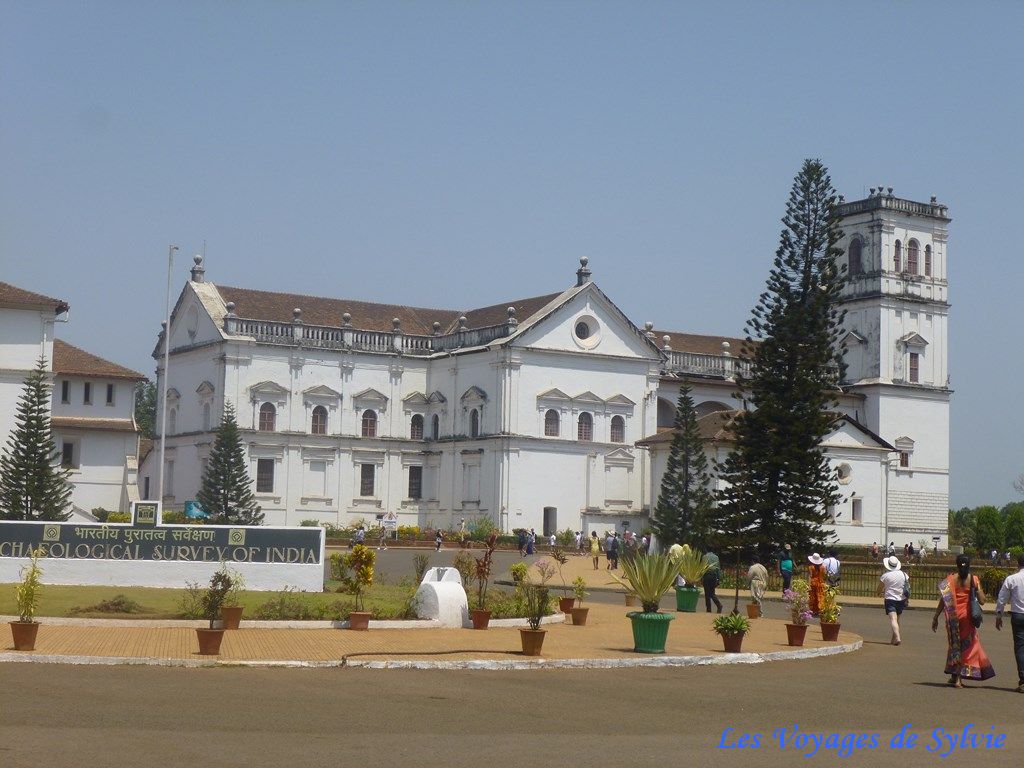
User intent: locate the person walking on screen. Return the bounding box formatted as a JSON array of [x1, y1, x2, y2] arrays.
[[994, 550, 1024, 693], [807, 554, 825, 616], [703, 550, 723, 613], [605, 532, 615, 569], [878, 555, 909, 646], [779, 546, 795, 592], [354, 526, 366, 546], [434, 530, 443, 551], [608, 532, 620, 570], [823, 548, 841, 587], [871, 542, 879, 560], [931, 555, 995, 687], [526, 528, 536, 555], [377, 525, 388, 551], [517, 529, 527, 557], [589, 531, 602, 570], [747, 557, 768, 607]]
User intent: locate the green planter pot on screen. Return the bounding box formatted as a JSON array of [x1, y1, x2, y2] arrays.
[[675, 586, 700, 612], [627, 611, 675, 653]]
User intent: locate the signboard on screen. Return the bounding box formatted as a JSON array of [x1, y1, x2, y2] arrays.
[[381, 511, 399, 530]]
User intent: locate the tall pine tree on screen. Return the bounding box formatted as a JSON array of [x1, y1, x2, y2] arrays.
[[196, 402, 264, 526], [651, 384, 715, 550], [0, 358, 73, 521], [716, 159, 847, 557]]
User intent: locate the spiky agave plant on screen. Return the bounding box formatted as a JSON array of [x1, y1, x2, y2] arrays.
[[610, 553, 679, 613]]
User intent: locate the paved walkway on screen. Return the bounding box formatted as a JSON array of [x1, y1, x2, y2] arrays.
[[2, 602, 859, 666]]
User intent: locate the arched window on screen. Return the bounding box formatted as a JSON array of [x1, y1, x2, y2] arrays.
[[893, 240, 902, 272], [410, 414, 424, 440], [577, 412, 593, 441], [657, 398, 676, 430], [470, 409, 480, 438], [431, 414, 440, 440], [311, 405, 327, 435], [848, 238, 863, 276], [906, 239, 919, 274], [610, 415, 625, 443], [168, 408, 177, 435], [258, 403, 276, 431], [544, 409, 560, 437], [202, 403, 211, 431], [924, 245, 932, 277], [361, 409, 377, 438]]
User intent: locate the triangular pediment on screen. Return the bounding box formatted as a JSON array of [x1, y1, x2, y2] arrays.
[[537, 388, 571, 401], [839, 329, 867, 345], [427, 390, 447, 404], [403, 391, 429, 405], [249, 381, 289, 397], [822, 415, 895, 452], [460, 386, 488, 403], [303, 384, 342, 398], [352, 387, 388, 405], [165, 387, 181, 402], [573, 391, 604, 404], [898, 332, 928, 347], [605, 394, 636, 406], [195, 381, 216, 397], [605, 447, 634, 460]]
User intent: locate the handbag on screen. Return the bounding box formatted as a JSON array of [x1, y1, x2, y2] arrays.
[[901, 573, 911, 602], [969, 576, 983, 628]]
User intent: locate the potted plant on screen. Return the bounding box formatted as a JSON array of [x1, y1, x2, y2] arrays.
[[550, 547, 575, 613], [196, 569, 234, 655], [570, 576, 589, 626], [712, 612, 750, 653], [509, 561, 529, 584], [782, 578, 812, 646], [219, 565, 246, 630], [342, 544, 375, 630], [471, 534, 497, 629], [610, 553, 678, 653], [673, 547, 709, 612], [819, 585, 842, 641], [746, 602, 762, 619], [519, 584, 549, 656], [10, 547, 44, 651]]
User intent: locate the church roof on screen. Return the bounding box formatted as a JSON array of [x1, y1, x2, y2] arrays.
[[52, 339, 146, 380], [0, 281, 69, 314], [215, 284, 561, 335], [653, 330, 751, 356]]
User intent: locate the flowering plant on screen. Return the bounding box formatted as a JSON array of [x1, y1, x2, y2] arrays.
[[783, 578, 812, 626], [533, 560, 556, 585], [15, 547, 44, 623], [342, 544, 375, 613], [819, 586, 842, 624]]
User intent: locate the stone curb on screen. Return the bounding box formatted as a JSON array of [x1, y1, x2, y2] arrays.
[[0, 614, 564, 630], [0, 639, 861, 670]]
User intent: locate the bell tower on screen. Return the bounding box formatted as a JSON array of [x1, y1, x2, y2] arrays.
[[836, 188, 951, 547]]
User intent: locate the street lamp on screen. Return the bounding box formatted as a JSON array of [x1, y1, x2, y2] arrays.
[[157, 245, 179, 501]]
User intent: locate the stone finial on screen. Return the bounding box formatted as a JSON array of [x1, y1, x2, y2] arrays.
[[432, 321, 441, 336], [292, 307, 302, 322], [644, 321, 655, 339], [930, 196, 938, 204], [662, 334, 672, 352], [224, 301, 236, 317], [392, 317, 401, 331], [869, 188, 876, 196], [507, 306, 517, 327], [576, 256, 592, 287], [721, 340, 731, 357], [342, 312, 351, 327], [458, 315, 468, 330], [887, 187, 893, 196], [161, 321, 167, 329], [190, 254, 205, 283]]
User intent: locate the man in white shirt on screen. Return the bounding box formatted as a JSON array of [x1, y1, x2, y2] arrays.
[[877, 556, 909, 646], [822, 549, 841, 587], [995, 552, 1024, 693]]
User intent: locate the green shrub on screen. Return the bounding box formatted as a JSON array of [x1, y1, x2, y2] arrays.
[[253, 588, 333, 620], [978, 567, 1013, 597], [452, 550, 474, 589], [176, 582, 206, 619], [555, 528, 575, 547], [106, 512, 131, 523], [91, 507, 112, 522], [413, 553, 430, 583], [160, 510, 186, 524], [299, 519, 320, 527], [71, 594, 147, 615]]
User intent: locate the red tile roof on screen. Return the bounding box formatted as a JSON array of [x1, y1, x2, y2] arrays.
[[0, 282, 69, 313], [653, 330, 752, 356], [636, 409, 741, 446], [51, 416, 138, 433], [52, 339, 146, 380]]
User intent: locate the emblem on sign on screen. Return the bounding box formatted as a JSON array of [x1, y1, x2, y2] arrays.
[[228, 528, 246, 546], [43, 525, 61, 542]]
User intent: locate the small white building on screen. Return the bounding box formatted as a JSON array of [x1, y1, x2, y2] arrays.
[[140, 190, 951, 547], [0, 282, 144, 519]]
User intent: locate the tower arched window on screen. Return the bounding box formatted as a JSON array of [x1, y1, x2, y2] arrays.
[[848, 238, 863, 276], [470, 409, 480, 438], [544, 409, 560, 437], [893, 240, 902, 272], [924, 245, 932, 277], [577, 412, 593, 442], [431, 414, 440, 440], [311, 405, 327, 435], [168, 407, 177, 435], [361, 409, 377, 438], [202, 403, 211, 431], [410, 414, 424, 440], [610, 415, 625, 443], [258, 402, 276, 432], [907, 239, 919, 274]]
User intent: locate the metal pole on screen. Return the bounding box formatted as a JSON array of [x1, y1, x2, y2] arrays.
[[157, 245, 179, 501]]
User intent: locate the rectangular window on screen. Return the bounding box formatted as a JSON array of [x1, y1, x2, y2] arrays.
[[165, 460, 174, 496], [408, 466, 423, 500], [360, 464, 375, 497], [106, 383, 115, 405], [852, 499, 862, 523], [60, 381, 69, 404], [908, 353, 919, 383], [143, 476, 151, 500], [83, 382, 92, 404], [61, 442, 75, 468], [899, 452, 910, 468], [256, 458, 275, 493]]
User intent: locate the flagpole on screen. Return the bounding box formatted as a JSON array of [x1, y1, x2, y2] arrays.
[[157, 245, 179, 501]]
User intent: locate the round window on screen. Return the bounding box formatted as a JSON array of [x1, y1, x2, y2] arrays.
[[575, 321, 591, 340], [571, 314, 601, 349], [836, 463, 853, 485]]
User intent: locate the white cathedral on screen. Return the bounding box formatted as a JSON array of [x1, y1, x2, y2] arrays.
[[139, 190, 951, 547]]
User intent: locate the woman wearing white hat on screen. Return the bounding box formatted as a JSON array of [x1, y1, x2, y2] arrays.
[[877, 556, 910, 645], [807, 553, 825, 616]]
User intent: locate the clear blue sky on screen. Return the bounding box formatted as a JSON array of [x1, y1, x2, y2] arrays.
[[2, 2, 1021, 508]]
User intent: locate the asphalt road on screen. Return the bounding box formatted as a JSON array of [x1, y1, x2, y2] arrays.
[[3, 552, 1022, 768]]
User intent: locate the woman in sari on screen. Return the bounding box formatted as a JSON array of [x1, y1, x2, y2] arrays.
[[931, 555, 995, 687], [807, 553, 826, 616]]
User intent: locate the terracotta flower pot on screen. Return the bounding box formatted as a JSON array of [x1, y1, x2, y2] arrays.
[[624, 594, 637, 607], [470, 608, 491, 630], [570, 607, 589, 626], [558, 597, 575, 614], [820, 622, 841, 641], [9, 621, 39, 651], [348, 611, 372, 631], [785, 623, 808, 647], [720, 631, 746, 653], [196, 627, 226, 655], [520, 628, 546, 656], [221, 605, 244, 630], [746, 603, 761, 619]]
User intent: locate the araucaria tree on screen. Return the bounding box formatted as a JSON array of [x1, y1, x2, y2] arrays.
[[0, 358, 73, 521], [716, 159, 847, 557], [651, 384, 714, 550], [196, 402, 264, 525]]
